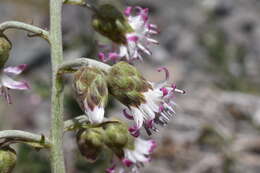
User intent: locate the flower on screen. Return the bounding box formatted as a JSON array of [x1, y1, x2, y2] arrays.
[[0, 64, 30, 104], [107, 62, 185, 135], [102, 120, 157, 173], [94, 5, 159, 63], [106, 137, 156, 173], [73, 66, 108, 124], [125, 67, 185, 135]]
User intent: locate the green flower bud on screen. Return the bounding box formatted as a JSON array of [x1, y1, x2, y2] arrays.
[[74, 66, 108, 124], [0, 33, 12, 68], [107, 62, 152, 107], [92, 4, 134, 44], [76, 128, 105, 162], [0, 146, 17, 173], [103, 120, 134, 158]]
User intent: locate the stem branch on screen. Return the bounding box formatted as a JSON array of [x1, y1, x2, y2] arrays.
[[58, 57, 111, 75], [0, 130, 51, 148], [0, 21, 49, 41]]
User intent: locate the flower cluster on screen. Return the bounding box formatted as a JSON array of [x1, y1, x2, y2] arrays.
[[93, 5, 159, 63], [72, 3, 185, 172]]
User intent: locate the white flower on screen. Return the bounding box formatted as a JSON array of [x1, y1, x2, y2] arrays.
[[106, 137, 156, 173], [124, 67, 185, 135], [99, 6, 159, 63], [0, 64, 30, 104]]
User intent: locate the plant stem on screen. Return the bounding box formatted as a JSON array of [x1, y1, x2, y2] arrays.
[[0, 21, 49, 41], [0, 130, 51, 147], [57, 57, 111, 75], [49, 0, 66, 172]]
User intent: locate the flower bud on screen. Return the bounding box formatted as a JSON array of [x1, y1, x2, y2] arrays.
[[103, 120, 134, 158], [74, 66, 108, 124], [106, 62, 151, 107], [92, 4, 134, 44], [0, 146, 17, 173], [0, 33, 12, 68], [76, 128, 105, 162]]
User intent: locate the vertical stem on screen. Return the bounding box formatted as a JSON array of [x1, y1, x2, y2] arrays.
[[49, 0, 66, 172]]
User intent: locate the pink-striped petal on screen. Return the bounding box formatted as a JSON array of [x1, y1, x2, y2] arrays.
[[2, 76, 30, 90], [3, 64, 28, 75]]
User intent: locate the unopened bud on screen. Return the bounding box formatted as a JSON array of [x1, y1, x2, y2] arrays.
[[107, 62, 151, 107], [0, 33, 12, 68], [74, 66, 108, 124], [0, 146, 17, 173], [103, 120, 134, 158], [76, 128, 105, 162], [92, 4, 134, 44]]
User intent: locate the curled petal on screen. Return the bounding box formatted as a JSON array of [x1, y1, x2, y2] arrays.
[[128, 126, 140, 137], [4, 64, 28, 75], [122, 158, 133, 167], [123, 109, 134, 120], [2, 76, 30, 90], [157, 67, 169, 81]]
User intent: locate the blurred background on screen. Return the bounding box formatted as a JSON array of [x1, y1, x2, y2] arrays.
[[1, 0, 260, 172]]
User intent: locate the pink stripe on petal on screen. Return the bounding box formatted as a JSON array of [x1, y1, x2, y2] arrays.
[[122, 159, 133, 167], [4, 64, 28, 75], [124, 7, 132, 16], [123, 109, 134, 120], [2, 76, 30, 90], [127, 35, 139, 42], [98, 52, 106, 62], [149, 140, 157, 153], [108, 52, 120, 61]]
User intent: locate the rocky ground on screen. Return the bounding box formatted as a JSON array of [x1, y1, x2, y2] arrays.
[[1, 0, 260, 173]]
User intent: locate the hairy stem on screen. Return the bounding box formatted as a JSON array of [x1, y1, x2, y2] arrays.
[[63, 0, 86, 6], [0, 21, 49, 41], [49, 0, 66, 172], [0, 130, 51, 148], [58, 57, 111, 75]]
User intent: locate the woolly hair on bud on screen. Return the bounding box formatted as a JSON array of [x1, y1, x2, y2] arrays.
[[91, 4, 134, 44], [0, 33, 12, 68], [76, 128, 105, 162], [106, 62, 152, 107], [0, 146, 17, 173]]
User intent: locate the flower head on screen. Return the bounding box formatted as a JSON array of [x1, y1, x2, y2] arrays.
[[107, 62, 185, 135], [103, 120, 156, 173], [0, 64, 30, 104], [73, 66, 108, 124], [76, 128, 105, 162], [93, 5, 159, 63]]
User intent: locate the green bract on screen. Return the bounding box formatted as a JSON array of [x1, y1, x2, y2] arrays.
[[76, 128, 105, 162], [0, 147, 17, 173], [92, 4, 134, 44], [0, 33, 12, 68], [107, 62, 151, 107]]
